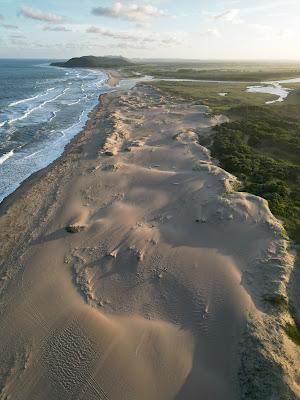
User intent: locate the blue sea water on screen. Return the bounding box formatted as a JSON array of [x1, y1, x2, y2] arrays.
[[0, 59, 112, 202]]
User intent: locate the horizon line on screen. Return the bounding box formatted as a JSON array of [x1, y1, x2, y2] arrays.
[[1, 57, 300, 63]]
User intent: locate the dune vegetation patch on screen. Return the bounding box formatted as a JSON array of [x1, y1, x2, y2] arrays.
[[211, 109, 300, 243], [263, 295, 300, 346], [146, 79, 300, 244], [284, 322, 300, 346], [264, 294, 289, 312], [123, 62, 300, 82]]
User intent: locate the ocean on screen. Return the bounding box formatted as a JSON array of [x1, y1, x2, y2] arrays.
[[0, 59, 113, 202]]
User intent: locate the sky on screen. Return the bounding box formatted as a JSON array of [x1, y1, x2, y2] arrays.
[[0, 0, 300, 60]]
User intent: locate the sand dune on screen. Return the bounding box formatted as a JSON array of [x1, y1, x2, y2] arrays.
[[0, 83, 299, 399]]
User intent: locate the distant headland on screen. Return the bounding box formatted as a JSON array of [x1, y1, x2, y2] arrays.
[[51, 55, 133, 68]]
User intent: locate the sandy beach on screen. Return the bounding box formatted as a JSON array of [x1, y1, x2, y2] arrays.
[[0, 73, 299, 399]]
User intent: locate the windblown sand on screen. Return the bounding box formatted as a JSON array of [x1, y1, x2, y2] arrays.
[[0, 83, 299, 399]]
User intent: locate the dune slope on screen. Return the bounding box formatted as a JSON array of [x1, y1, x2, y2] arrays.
[[0, 84, 299, 399]]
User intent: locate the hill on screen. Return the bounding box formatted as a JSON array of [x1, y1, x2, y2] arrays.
[[51, 55, 133, 68]]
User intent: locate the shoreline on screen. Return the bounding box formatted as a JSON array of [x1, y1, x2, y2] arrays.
[[0, 95, 103, 209], [0, 75, 299, 399], [106, 69, 121, 86], [0, 69, 121, 209], [0, 92, 113, 266]]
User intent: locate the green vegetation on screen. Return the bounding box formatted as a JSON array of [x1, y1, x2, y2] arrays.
[[285, 88, 300, 105], [284, 302, 300, 346], [211, 115, 300, 242], [148, 81, 276, 113], [264, 294, 289, 312], [146, 79, 300, 244], [123, 62, 300, 82], [263, 295, 300, 346], [51, 56, 133, 69], [284, 322, 300, 345]]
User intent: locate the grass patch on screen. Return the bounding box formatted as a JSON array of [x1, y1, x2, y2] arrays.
[[123, 62, 300, 82], [264, 295, 300, 346], [147, 81, 276, 114], [264, 294, 289, 312], [284, 322, 300, 345], [285, 88, 300, 105]]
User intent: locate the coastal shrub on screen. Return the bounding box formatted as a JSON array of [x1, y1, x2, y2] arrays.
[[211, 110, 300, 243], [284, 322, 300, 346], [126, 65, 300, 82], [263, 294, 288, 312]]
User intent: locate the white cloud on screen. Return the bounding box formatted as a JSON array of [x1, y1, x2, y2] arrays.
[[43, 25, 71, 32], [2, 24, 19, 30], [199, 29, 221, 38], [9, 35, 27, 46], [87, 26, 184, 47], [9, 33, 25, 39], [0, 14, 4, 21], [87, 26, 141, 40], [250, 23, 293, 40], [245, 0, 299, 13], [211, 9, 241, 23], [91, 2, 170, 22], [10, 39, 26, 45], [19, 6, 65, 24]]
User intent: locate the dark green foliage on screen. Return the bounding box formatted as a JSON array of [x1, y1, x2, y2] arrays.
[[65, 225, 86, 233], [154, 68, 300, 81], [51, 56, 133, 68], [284, 322, 300, 345], [263, 294, 288, 312], [124, 64, 300, 82], [211, 109, 300, 243]]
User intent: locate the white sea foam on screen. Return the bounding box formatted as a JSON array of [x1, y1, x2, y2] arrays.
[[60, 110, 86, 137], [23, 149, 43, 160], [49, 110, 58, 122], [96, 80, 105, 88], [67, 99, 81, 106], [0, 64, 110, 203], [0, 150, 14, 165], [8, 88, 55, 107], [8, 88, 70, 125]]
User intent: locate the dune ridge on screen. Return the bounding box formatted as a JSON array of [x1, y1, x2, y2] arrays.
[[0, 81, 299, 399]]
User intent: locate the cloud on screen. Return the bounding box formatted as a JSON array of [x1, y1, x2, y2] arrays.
[[87, 26, 140, 40], [19, 6, 65, 24], [211, 9, 241, 23], [43, 25, 71, 32], [199, 29, 221, 38], [11, 39, 27, 45], [87, 26, 184, 47], [0, 14, 4, 21], [250, 23, 293, 39], [91, 2, 170, 22], [2, 24, 19, 30], [245, 0, 299, 13], [9, 35, 27, 45], [9, 33, 25, 39]]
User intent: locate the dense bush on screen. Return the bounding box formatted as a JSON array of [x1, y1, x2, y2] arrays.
[[211, 110, 300, 242]]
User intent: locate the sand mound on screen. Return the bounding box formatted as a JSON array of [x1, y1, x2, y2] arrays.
[[0, 84, 299, 399], [39, 307, 194, 400]]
